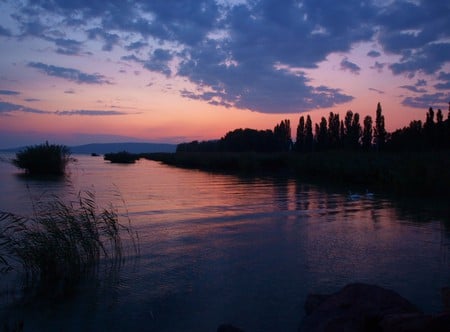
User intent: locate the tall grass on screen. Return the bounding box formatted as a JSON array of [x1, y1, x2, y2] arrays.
[[12, 142, 71, 175], [0, 191, 138, 296]]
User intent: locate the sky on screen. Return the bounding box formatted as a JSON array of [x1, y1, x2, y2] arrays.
[[0, 0, 449, 148]]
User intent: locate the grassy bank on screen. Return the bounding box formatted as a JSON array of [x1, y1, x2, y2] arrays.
[[144, 151, 450, 196]]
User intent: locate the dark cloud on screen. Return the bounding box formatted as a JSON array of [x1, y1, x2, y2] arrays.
[[399, 85, 427, 93], [87, 28, 119, 51], [125, 40, 148, 51], [7, 0, 450, 114], [377, 1, 450, 76], [370, 61, 385, 73], [23, 98, 40, 102], [401, 92, 450, 109], [54, 38, 84, 55], [369, 88, 384, 94], [179, 51, 354, 113], [28, 62, 112, 84], [340, 58, 361, 75], [64, 89, 75, 94], [0, 25, 12, 37], [367, 50, 381, 58], [389, 42, 450, 76], [0, 101, 49, 115], [143, 49, 173, 77], [0, 90, 20, 95], [415, 79, 427, 87], [55, 109, 129, 116], [434, 72, 450, 90]]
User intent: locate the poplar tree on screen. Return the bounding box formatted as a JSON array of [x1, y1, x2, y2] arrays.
[[374, 102, 386, 151], [305, 115, 313, 152], [295, 116, 305, 152], [362, 115, 373, 150]]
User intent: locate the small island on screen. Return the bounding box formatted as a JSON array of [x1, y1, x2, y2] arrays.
[[103, 151, 141, 164]]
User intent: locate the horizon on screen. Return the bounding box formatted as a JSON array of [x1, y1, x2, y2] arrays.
[[0, 1, 449, 149]]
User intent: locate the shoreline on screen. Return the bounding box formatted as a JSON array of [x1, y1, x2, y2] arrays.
[[143, 150, 450, 197]]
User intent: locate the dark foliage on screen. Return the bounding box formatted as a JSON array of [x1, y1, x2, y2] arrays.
[[104, 151, 140, 163], [12, 142, 71, 175]]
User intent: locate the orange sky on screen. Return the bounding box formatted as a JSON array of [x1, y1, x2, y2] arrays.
[[0, 1, 449, 148]]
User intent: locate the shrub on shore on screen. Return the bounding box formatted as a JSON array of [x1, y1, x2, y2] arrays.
[[12, 142, 71, 175], [0, 191, 138, 296], [104, 151, 140, 164]]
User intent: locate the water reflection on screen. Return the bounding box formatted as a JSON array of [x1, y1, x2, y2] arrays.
[[0, 155, 449, 332]]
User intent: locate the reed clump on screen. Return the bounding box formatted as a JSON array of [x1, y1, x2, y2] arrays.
[[0, 191, 138, 295], [12, 142, 71, 175], [104, 151, 140, 164]]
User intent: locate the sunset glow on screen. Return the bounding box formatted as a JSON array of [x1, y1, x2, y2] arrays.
[[0, 1, 449, 148]]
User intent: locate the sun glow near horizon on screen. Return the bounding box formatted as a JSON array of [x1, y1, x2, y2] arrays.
[[0, 1, 449, 148]]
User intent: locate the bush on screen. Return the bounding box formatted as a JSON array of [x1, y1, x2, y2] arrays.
[[12, 142, 71, 175], [0, 191, 138, 296], [104, 151, 140, 164]]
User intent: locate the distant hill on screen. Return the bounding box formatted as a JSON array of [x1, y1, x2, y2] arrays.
[[0, 142, 177, 154], [70, 142, 176, 154]]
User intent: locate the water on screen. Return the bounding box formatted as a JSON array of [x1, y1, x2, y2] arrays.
[[0, 154, 449, 331]]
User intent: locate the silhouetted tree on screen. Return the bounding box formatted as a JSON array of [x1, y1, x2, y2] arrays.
[[274, 119, 292, 151], [327, 112, 341, 149], [305, 115, 314, 152], [295, 116, 305, 152], [374, 102, 387, 151], [424, 107, 436, 147], [362, 115, 373, 150], [350, 112, 362, 149], [315, 117, 328, 151], [342, 110, 362, 150]]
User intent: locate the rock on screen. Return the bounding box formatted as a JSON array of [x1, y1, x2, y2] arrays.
[[298, 283, 425, 332], [217, 323, 245, 332]]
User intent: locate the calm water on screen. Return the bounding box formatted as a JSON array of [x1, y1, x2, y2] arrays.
[[0, 154, 449, 332]]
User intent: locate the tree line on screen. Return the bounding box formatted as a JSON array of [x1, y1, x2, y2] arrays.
[[177, 103, 450, 153]]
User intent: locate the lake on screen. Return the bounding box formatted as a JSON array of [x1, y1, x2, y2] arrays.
[[0, 154, 449, 331]]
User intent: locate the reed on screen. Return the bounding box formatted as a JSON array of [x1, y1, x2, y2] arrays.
[[0, 191, 138, 296], [12, 142, 71, 175]]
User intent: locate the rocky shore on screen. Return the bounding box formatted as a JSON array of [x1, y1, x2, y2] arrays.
[[218, 283, 450, 332]]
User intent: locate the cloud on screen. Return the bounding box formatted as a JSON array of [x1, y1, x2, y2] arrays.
[[415, 79, 427, 87], [6, 0, 450, 115], [125, 40, 148, 51], [23, 98, 40, 102], [370, 61, 385, 73], [28, 62, 112, 84], [369, 88, 384, 94], [399, 85, 427, 93], [367, 50, 381, 58], [434, 71, 450, 90], [86, 28, 119, 51], [143, 49, 174, 77], [0, 90, 20, 95], [0, 101, 49, 115], [55, 109, 129, 116], [401, 92, 450, 109], [340, 58, 361, 75], [54, 38, 84, 55], [377, 1, 450, 76], [0, 25, 12, 37]]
